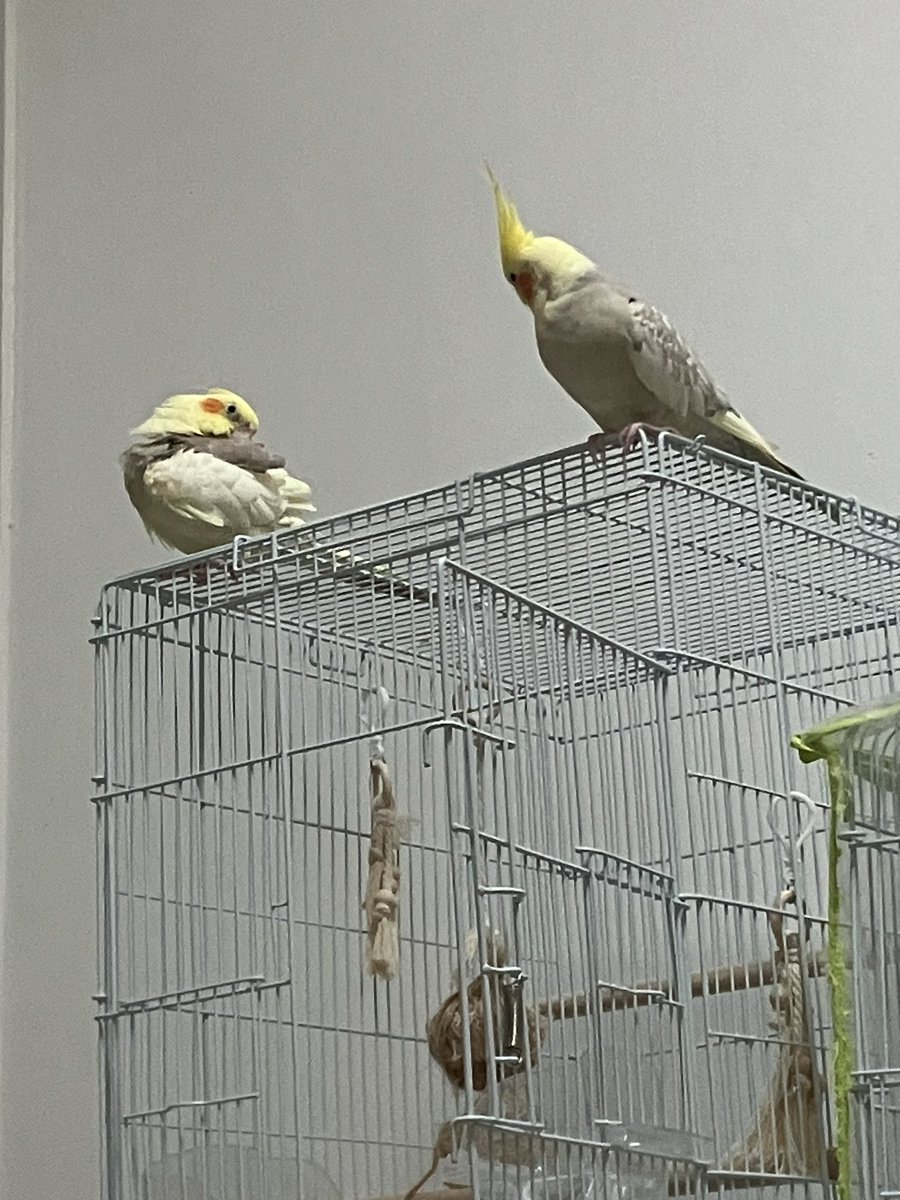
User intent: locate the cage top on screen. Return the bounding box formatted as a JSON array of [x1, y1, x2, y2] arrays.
[[103, 433, 899, 591], [95, 434, 900, 669]]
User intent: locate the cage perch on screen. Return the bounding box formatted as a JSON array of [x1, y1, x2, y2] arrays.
[[426, 942, 832, 1094]]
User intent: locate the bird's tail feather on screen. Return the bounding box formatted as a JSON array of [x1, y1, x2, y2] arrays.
[[301, 536, 437, 608], [706, 415, 842, 525], [271, 469, 317, 526], [746, 450, 842, 526]]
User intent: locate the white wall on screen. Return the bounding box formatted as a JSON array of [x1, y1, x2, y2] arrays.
[[2, 2, 899, 1197]]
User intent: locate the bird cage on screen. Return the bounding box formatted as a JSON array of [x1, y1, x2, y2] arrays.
[[93, 434, 900, 1200]]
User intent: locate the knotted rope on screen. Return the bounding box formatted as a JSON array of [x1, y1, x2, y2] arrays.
[[362, 685, 402, 980], [426, 932, 545, 1092], [723, 886, 825, 1176]]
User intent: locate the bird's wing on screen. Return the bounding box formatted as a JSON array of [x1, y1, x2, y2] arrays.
[[176, 434, 287, 472], [143, 449, 310, 533], [626, 298, 792, 468], [627, 298, 732, 422]]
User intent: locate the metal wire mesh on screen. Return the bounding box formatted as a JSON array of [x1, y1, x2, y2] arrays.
[[94, 435, 900, 1200]]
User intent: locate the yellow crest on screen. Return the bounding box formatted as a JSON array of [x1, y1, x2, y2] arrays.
[[485, 165, 534, 277]]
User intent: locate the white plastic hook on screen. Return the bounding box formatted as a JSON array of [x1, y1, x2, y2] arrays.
[[767, 790, 818, 886], [360, 684, 392, 760]]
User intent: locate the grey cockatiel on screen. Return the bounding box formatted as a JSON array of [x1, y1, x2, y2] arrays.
[[488, 170, 803, 478], [122, 388, 315, 554]]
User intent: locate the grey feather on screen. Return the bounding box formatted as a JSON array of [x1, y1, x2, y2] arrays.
[[122, 432, 285, 476], [628, 299, 735, 423]]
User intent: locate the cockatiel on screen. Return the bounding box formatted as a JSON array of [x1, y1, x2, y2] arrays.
[[487, 170, 803, 479], [122, 389, 315, 554]]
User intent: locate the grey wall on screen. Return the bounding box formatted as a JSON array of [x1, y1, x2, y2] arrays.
[[2, 2, 899, 1197]]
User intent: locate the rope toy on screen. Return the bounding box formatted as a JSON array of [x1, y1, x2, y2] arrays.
[[722, 886, 826, 1176], [723, 792, 827, 1180], [362, 685, 402, 980], [403, 934, 548, 1200], [426, 931, 545, 1092]]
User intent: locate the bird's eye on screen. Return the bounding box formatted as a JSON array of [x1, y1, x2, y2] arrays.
[[509, 273, 517, 284], [226, 404, 238, 417]]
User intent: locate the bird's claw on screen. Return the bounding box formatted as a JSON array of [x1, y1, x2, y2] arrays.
[[180, 564, 211, 589], [587, 423, 674, 472], [618, 422, 674, 453], [587, 431, 617, 467]]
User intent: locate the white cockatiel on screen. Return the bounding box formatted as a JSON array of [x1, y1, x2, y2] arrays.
[[122, 389, 315, 554], [488, 170, 803, 479]]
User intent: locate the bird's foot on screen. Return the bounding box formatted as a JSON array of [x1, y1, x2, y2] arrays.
[[617, 422, 674, 453], [587, 424, 674, 470], [177, 563, 213, 590], [586, 431, 619, 466]]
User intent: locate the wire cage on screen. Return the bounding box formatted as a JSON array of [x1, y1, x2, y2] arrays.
[[93, 434, 900, 1200]]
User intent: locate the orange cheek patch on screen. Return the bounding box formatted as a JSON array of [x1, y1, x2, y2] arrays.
[[201, 396, 225, 413], [516, 273, 536, 306]]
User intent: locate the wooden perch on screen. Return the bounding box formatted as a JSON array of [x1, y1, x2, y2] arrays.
[[428, 945, 835, 1096], [541, 945, 831, 1020]]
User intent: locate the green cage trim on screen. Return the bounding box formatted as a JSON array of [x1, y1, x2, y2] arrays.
[[792, 694, 900, 1200]]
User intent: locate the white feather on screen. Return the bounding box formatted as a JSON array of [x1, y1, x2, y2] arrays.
[[136, 449, 314, 554]]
